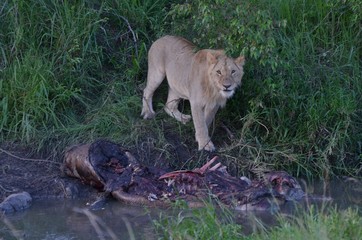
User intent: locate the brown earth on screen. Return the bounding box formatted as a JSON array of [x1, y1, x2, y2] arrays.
[[0, 143, 98, 203], [0, 132, 204, 203], [2, 141, 361, 210]]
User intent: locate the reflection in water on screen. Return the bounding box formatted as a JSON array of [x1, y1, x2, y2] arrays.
[[1, 199, 162, 240], [305, 178, 362, 208], [1, 179, 361, 239], [232, 178, 362, 235]]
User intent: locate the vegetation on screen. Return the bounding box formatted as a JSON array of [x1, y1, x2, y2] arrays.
[[0, 0, 361, 177], [1, 0, 360, 238], [154, 203, 361, 239], [169, 0, 362, 178]]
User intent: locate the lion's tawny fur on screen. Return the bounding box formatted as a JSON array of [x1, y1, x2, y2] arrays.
[[141, 36, 245, 151]]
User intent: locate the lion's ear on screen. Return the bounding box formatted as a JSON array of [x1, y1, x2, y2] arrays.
[[206, 52, 217, 65], [213, 49, 225, 56], [235, 56, 245, 67]]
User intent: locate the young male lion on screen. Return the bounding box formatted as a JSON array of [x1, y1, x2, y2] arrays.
[[141, 36, 245, 151]]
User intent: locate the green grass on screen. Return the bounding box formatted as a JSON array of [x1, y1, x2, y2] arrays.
[[153, 201, 245, 239], [0, 0, 170, 156], [0, 0, 361, 238], [0, 0, 103, 141], [168, 0, 361, 177], [0, 0, 361, 176], [263, 207, 361, 240], [154, 203, 361, 240]]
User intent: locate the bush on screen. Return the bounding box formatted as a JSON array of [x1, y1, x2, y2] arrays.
[[169, 0, 283, 71], [167, 0, 362, 176]]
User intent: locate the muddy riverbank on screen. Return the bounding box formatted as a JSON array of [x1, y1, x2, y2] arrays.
[[1, 142, 361, 208], [0, 143, 98, 202]]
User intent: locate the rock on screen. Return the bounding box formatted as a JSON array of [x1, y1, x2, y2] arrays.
[[0, 192, 32, 213]]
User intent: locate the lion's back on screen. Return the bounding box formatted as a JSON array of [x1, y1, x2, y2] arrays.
[[150, 36, 195, 68], [147, 36, 197, 94]]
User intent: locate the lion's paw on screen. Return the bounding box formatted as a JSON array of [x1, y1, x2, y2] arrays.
[[199, 141, 216, 152], [181, 114, 192, 124], [141, 110, 156, 119]]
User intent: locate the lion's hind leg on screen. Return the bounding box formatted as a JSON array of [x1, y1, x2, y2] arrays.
[[164, 89, 191, 124]]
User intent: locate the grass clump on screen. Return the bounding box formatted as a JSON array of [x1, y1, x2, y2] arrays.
[[0, 0, 103, 141], [0, 0, 170, 155], [154, 204, 361, 240], [153, 202, 244, 240], [262, 207, 361, 240]]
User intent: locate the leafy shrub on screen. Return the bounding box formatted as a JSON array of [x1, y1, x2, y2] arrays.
[[169, 0, 284, 71], [167, 0, 361, 176]]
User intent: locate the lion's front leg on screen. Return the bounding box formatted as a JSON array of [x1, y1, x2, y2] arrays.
[[190, 103, 215, 152], [205, 105, 219, 128]]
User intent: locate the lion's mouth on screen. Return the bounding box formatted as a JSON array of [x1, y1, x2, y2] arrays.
[[223, 88, 234, 93], [220, 89, 235, 98]]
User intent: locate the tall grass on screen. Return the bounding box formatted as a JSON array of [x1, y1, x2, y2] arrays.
[[0, 0, 361, 176], [0, 0, 170, 155], [168, 0, 361, 177], [0, 0, 103, 141], [261, 207, 361, 240], [257, 0, 362, 177]]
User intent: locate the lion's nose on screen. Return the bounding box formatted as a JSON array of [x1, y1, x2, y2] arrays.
[[223, 84, 231, 89]]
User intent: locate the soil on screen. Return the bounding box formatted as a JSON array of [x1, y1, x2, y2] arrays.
[[2, 141, 361, 211], [0, 143, 98, 203], [0, 132, 207, 203]]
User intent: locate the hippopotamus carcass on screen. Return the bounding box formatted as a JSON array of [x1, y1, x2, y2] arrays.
[[63, 140, 314, 211]]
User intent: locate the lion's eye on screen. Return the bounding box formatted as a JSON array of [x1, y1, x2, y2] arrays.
[[216, 70, 221, 75], [231, 70, 236, 74]]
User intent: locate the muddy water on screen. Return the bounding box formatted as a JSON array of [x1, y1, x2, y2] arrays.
[[1, 179, 361, 240], [0, 199, 163, 240]]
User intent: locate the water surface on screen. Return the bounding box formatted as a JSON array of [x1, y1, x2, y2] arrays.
[[1, 179, 361, 240]]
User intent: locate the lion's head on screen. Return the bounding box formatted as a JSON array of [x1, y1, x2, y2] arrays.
[[206, 52, 245, 99]]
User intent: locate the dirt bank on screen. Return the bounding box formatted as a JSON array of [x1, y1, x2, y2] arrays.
[[0, 143, 97, 203], [0, 136, 199, 203]]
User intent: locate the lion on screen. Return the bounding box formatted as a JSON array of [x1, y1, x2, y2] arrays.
[[141, 35, 245, 151]]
